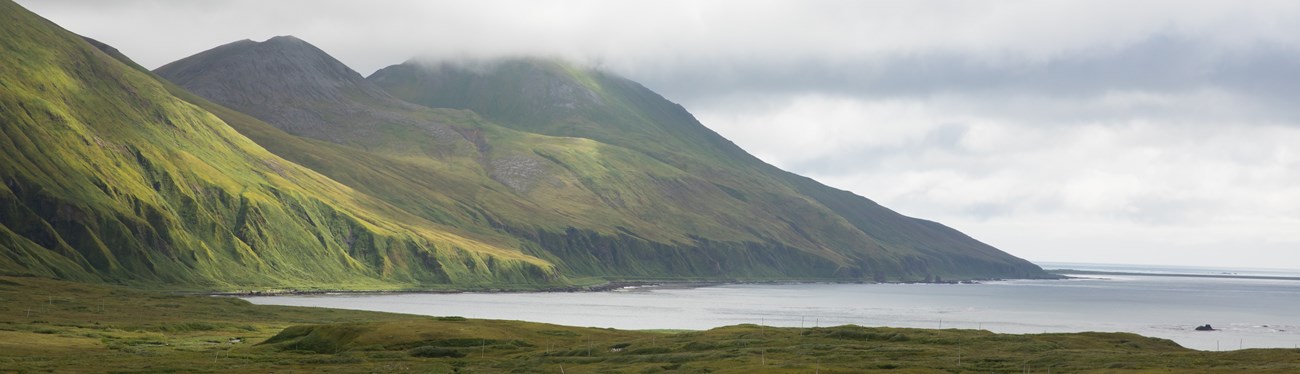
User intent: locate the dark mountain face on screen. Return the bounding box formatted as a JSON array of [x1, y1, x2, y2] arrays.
[[158, 36, 389, 105], [155, 36, 443, 146]]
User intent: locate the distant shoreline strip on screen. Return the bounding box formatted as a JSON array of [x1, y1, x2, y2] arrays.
[[1048, 269, 1300, 281]]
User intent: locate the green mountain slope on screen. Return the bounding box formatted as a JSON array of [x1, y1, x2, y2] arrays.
[[0, 0, 556, 290], [372, 59, 1048, 280], [157, 36, 1048, 281], [370, 60, 1037, 276]]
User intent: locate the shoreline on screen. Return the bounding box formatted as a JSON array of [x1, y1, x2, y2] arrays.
[[215, 277, 1021, 297], [213, 280, 674, 297], [1048, 269, 1300, 281]]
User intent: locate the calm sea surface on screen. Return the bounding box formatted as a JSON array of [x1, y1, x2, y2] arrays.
[[244, 264, 1300, 351]]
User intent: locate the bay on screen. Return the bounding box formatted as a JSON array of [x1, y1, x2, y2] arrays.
[[244, 268, 1300, 351]]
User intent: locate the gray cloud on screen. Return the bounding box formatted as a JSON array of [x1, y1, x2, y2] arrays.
[[645, 35, 1300, 124], [16, 0, 1300, 269]]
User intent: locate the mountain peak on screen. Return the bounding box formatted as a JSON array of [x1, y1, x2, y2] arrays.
[[155, 36, 401, 142], [156, 35, 364, 95], [265, 35, 305, 44], [256, 35, 329, 57]]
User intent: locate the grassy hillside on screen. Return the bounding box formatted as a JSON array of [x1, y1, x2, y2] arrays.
[[371, 59, 1049, 281], [3, 276, 1297, 373], [156, 39, 1048, 283], [0, 0, 557, 290], [150, 38, 854, 283]]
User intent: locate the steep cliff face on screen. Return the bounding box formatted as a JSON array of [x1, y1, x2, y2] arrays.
[[0, 0, 556, 290]]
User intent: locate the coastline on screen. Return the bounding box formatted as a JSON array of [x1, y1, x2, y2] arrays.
[[213, 277, 1011, 297], [1048, 269, 1300, 281]]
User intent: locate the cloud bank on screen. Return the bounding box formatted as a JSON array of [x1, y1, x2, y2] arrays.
[[20, 0, 1300, 268]]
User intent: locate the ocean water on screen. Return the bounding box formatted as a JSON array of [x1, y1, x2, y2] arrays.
[[1038, 262, 1300, 278], [244, 265, 1300, 351]]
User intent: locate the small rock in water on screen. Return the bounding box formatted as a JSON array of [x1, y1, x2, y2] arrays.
[[1194, 324, 1215, 331]]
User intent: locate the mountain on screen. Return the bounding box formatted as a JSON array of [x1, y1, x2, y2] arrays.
[[157, 37, 1049, 281], [0, 0, 1045, 288], [0, 0, 556, 289], [367, 59, 1037, 278], [374, 59, 1050, 281]]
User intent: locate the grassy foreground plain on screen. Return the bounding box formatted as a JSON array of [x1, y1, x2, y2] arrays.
[[2, 276, 1298, 373]]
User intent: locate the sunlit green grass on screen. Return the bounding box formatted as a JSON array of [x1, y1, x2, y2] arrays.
[[0, 0, 561, 291]]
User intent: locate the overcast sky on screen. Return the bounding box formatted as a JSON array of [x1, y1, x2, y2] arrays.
[[20, 0, 1300, 269]]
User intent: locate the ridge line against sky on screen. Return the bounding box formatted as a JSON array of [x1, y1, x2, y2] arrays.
[[18, 0, 1300, 269]]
